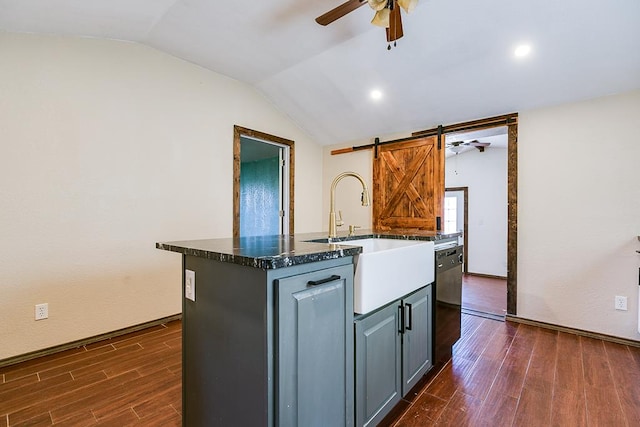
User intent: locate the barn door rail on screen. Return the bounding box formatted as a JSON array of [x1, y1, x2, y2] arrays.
[[330, 113, 518, 156]]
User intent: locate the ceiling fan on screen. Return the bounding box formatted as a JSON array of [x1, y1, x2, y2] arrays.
[[316, 0, 418, 49], [447, 140, 491, 153]]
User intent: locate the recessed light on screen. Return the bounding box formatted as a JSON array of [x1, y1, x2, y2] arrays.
[[514, 44, 531, 57], [370, 89, 383, 101]]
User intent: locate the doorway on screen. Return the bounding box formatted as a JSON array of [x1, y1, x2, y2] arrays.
[[233, 126, 294, 238], [444, 187, 468, 271], [410, 113, 517, 315], [444, 127, 508, 318]]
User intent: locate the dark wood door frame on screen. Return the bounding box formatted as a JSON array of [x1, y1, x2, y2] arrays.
[[445, 186, 469, 273], [233, 125, 295, 238], [413, 113, 518, 316]]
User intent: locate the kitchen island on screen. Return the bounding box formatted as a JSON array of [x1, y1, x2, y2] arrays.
[[157, 230, 459, 427]]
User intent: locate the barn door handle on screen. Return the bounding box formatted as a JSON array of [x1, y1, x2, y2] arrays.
[[307, 275, 341, 286]]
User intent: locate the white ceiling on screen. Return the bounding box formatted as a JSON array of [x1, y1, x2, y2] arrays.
[[444, 127, 507, 157], [1, 0, 639, 146]]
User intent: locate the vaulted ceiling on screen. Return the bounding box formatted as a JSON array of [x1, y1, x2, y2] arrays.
[[1, 0, 639, 145]]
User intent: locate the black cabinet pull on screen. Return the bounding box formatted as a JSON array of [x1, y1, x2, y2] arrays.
[[398, 305, 405, 334], [307, 275, 341, 286], [405, 303, 413, 331]]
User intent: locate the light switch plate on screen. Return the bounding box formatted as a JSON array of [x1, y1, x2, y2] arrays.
[[185, 269, 196, 302]]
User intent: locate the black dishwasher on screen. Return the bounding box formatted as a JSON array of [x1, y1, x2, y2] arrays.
[[433, 243, 463, 368]]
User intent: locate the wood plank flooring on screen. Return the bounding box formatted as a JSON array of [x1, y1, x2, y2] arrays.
[[2, 315, 639, 426], [0, 321, 181, 426], [462, 274, 507, 318], [390, 314, 640, 427]]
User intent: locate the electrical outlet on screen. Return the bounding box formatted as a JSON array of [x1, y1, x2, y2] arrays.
[[185, 269, 195, 302], [614, 296, 627, 311], [35, 303, 48, 320]]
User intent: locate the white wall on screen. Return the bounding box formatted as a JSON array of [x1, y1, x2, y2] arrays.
[[321, 132, 409, 233], [445, 148, 508, 277], [518, 89, 640, 340], [324, 90, 640, 340], [0, 32, 323, 360]]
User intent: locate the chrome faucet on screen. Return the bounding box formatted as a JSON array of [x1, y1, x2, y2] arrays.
[[329, 172, 370, 239]]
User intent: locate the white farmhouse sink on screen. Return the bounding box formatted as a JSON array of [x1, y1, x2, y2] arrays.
[[338, 239, 435, 314]]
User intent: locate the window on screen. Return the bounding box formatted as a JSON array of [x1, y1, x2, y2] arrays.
[[443, 196, 458, 234]]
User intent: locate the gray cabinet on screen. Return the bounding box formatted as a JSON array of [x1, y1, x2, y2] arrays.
[[354, 285, 432, 427], [354, 301, 402, 427], [182, 256, 354, 427], [276, 265, 354, 427], [402, 287, 433, 392]]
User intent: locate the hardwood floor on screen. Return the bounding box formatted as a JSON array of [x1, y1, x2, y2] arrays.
[[2, 315, 639, 426], [462, 274, 507, 318], [391, 314, 640, 427], [0, 321, 182, 426]]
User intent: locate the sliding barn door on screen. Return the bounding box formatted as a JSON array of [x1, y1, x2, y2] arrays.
[[373, 136, 444, 231]]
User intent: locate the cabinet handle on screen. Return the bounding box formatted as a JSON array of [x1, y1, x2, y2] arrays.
[[307, 275, 341, 286], [405, 303, 412, 331], [398, 305, 405, 334]]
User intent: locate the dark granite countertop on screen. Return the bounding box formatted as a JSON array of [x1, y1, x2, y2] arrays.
[[156, 229, 461, 270]]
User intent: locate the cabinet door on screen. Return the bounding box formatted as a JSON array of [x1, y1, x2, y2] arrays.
[[355, 303, 402, 427], [276, 264, 354, 427], [402, 285, 432, 394]]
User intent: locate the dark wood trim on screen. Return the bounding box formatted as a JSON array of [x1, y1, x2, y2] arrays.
[[233, 126, 295, 238], [331, 133, 435, 156], [465, 272, 507, 280], [506, 122, 518, 316], [412, 113, 518, 137], [506, 315, 640, 348], [0, 314, 182, 368], [331, 113, 518, 156], [442, 113, 518, 316], [445, 186, 468, 272]]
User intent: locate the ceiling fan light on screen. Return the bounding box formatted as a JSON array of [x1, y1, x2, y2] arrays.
[[367, 0, 387, 12], [371, 8, 390, 28], [397, 0, 418, 13]]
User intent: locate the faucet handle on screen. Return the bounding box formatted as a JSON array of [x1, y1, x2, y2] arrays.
[[336, 210, 344, 227], [348, 225, 361, 236]]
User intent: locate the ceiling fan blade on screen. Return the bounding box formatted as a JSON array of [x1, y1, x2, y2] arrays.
[[386, 1, 404, 42], [466, 140, 491, 147], [371, 8, 390, 27], [397, 0, 418, 13], [316, 0, 367, 26]]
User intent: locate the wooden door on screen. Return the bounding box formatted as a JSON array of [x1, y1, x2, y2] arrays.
[[373, 136, 444, 231]]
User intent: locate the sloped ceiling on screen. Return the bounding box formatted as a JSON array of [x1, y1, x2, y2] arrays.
[[1, 0, 639, 145]]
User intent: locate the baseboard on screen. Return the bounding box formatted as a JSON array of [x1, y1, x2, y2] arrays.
[[506, 314, 640, 348], [465, 272, 508, 280], [0, 314, 182, 368]]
